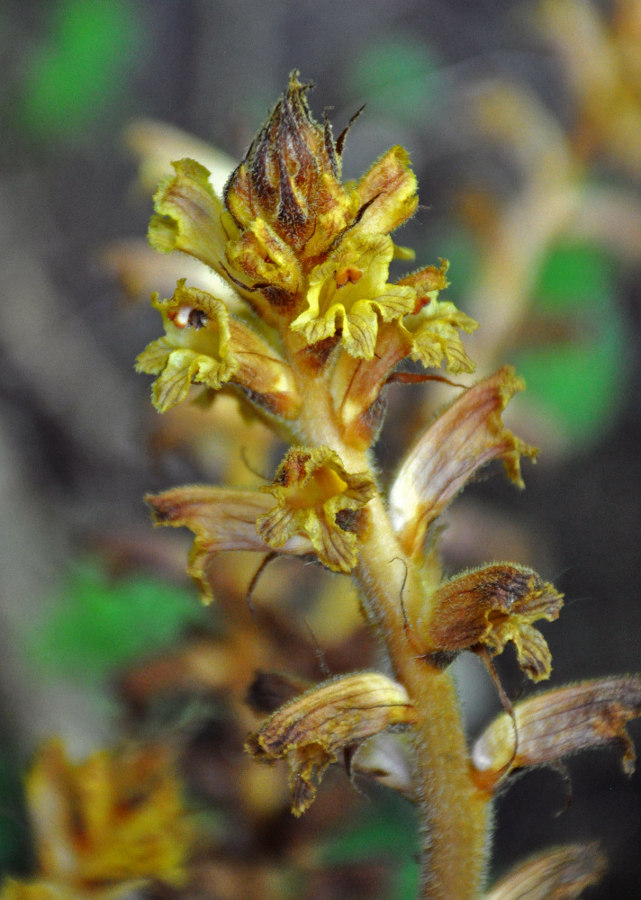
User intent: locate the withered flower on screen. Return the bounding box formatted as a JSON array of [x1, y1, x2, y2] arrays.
[[257, 446, 375, 573], [389, 367, 538, 558], [422, 563, 563, 681], [472, 674, 641, 788], [245, 671, 417, 816]]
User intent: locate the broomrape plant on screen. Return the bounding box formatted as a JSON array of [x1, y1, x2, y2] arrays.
[[134, 72, 640, 899]]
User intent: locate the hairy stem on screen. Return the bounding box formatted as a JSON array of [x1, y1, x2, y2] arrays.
[[293, 352, 492, 899]]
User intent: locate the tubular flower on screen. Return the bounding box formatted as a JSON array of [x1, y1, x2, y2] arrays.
[[136, 279, 300, 416], [245, 672, 417, 816], [389, 367, 539, 558], [421, 564, 564, 681], [290, 231, 416, 358], [257, 446, 376, 573], [147, 484, 315, 603], [483, 843, 607, 900], [472, 675, 641, 786]]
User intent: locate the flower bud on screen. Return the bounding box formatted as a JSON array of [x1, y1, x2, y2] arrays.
[[224, 70, 349, 256]]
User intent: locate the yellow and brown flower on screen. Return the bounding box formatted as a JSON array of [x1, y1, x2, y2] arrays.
[[3, 740, 191, 898], [257, 446, 375, 573], [421, 563, 563, 681], [290, 231, 416, 358]]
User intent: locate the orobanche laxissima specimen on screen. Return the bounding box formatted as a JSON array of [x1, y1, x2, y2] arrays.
[[138, 73, 641, 899]]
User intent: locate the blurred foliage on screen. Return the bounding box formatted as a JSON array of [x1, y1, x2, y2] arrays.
[[346, 35, 442, 120], [18, 0, 141, 141], [0, 751, 31, 879], [320, 790, 420, 900], [515, 241, 626, 443], [32, 560, 206, 681]]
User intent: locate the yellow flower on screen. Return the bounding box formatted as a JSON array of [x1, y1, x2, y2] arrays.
[[290, 231, 415, 358], [136, 278, 300, 416], [257, 446, 376, 572], [396, 261, 478, 373]]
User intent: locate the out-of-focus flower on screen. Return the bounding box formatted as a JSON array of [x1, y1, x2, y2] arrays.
[[483, 842, 607, 900], [0, 740, 191, 898]]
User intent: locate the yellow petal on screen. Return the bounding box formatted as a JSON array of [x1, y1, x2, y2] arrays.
[[290, 232, 415, 359], [354, 145, 418, 235], [135, 280, 239, 412], [398, 261, 478, 373], [148, 158, 234, 274]]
